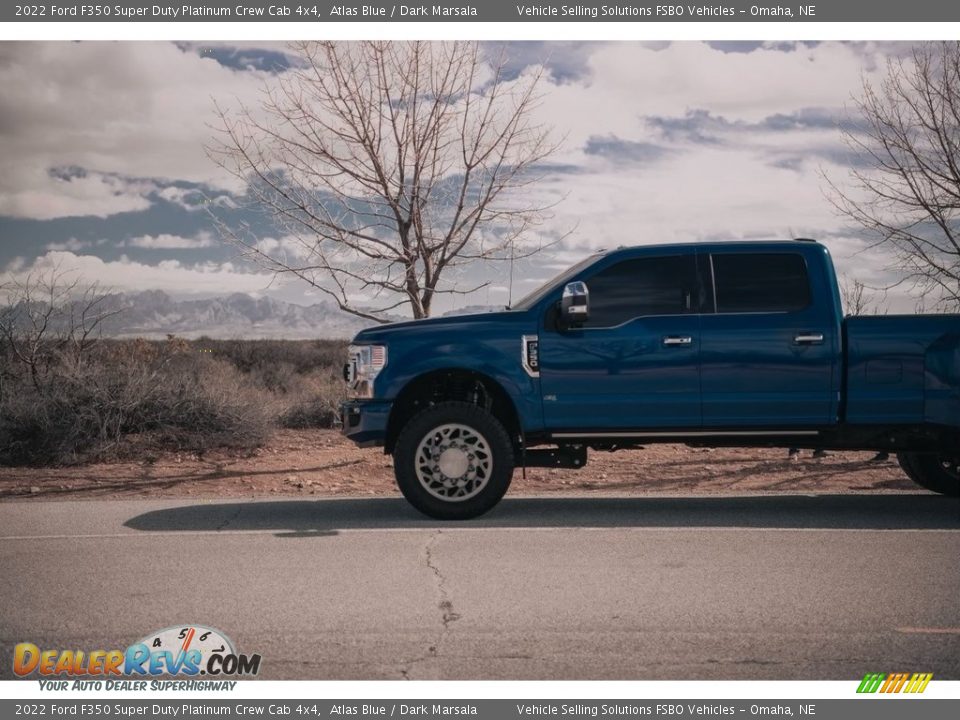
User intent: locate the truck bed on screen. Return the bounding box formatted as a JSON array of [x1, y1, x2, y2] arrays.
[[844, 314, 960, 427]]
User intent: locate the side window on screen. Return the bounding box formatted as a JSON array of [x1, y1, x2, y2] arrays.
[[711, 253, 810, 313], [583, 255, 698, 329]]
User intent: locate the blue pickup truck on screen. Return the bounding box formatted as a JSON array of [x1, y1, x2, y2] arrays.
[[341, 239, 960, 519]]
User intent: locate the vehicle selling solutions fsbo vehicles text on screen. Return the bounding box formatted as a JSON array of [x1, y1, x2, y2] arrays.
[[515, 5, 741, 17]]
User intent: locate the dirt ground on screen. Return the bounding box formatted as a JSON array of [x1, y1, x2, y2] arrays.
[[0, 429, 917, 501]]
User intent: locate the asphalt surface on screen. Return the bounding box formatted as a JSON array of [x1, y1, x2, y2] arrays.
[[1, 494, 959, 680]]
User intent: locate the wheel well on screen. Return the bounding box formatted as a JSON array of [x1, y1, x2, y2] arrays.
[[385, 369, 521, 454]]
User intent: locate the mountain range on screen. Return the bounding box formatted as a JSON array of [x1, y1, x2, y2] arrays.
[[97, 290, 377, 339], [1, 290, 504, 340]]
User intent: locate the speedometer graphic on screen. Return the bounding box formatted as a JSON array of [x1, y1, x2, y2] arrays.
[[137, 624, 235, 674]]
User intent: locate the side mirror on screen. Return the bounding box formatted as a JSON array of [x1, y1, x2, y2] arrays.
[[561, 281, 590, 325]]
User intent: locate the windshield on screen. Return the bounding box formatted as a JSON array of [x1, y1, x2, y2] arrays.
[[510, 253, 602, 311]]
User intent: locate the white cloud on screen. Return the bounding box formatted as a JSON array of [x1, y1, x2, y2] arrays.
[[1, 251, 276, 297], [0, 42, 274, 219], [45, 238, 93, 252], [539, 146, 846, 251], [535, 42, 885, 159], [0, 40, 884, 225], [509, 42, 890, 257], [127, 232, 215, 249], [155, 186, 200, 209], [155, 185, 237, 211], [0, 172, 155, 221], [497, 41, 914, 302], [254, 236, 314, 261], [5, 257, 27, 273]]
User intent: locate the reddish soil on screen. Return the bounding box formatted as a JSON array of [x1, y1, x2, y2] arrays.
[[0, 430, 915, 501]]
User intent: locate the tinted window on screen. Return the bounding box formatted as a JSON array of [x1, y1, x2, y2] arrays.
[[584, 255, 697, 328], [712, 253, 810, 313]]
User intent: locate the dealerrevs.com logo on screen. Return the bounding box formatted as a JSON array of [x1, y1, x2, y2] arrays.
[[857, 672, 933, 694], [14, 625, 261, 679]]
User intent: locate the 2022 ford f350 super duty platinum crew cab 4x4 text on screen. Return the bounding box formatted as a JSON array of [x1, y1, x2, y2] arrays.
[[341, 240, 960, 519]]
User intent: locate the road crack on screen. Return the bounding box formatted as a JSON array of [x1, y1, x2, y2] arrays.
[[425, 530, 461, 630], [398, 530, 460, 680]]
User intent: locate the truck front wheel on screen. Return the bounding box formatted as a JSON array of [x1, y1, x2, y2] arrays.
[[897, 452, 960, 497], [393, 402, 515, 520]]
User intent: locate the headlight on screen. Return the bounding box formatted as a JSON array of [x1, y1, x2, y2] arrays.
[[345, 344, 388, 398]]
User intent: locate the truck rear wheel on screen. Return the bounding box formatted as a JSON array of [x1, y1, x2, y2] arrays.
[[393, 402, 514, 519], [897, 452, 960, 497]]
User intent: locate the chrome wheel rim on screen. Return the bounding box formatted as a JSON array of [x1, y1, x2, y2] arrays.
[[415, 423, 493, 502]]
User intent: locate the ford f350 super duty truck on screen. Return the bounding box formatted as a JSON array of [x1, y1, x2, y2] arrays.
[[341, 239, 960, 519]]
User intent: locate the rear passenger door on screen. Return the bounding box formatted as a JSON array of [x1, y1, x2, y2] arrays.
[[700, 251, 838, 426]]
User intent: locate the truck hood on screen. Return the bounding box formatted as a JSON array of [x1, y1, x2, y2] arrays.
[[352, 310, 528, 344]]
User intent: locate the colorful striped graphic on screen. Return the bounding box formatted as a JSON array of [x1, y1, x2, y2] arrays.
[[857, 672, 933, 694]]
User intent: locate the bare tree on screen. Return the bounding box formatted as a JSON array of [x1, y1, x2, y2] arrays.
[[839, 274, 886, 315], [0, 267, 121, 393], [829, 42, 960, 310], [210, 41, 563, 322]]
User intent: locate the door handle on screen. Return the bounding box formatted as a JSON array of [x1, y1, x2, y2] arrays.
[[663, 336, 693, 346], [794, 333, 825, 345]]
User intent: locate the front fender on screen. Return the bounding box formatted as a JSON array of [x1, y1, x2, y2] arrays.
[[378, 336, 544, 432]]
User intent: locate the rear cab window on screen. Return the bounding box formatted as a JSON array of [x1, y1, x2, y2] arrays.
[[710, 252, 811, 313]]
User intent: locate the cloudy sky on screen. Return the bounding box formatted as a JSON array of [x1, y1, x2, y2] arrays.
[[0, 40, 921, 314]]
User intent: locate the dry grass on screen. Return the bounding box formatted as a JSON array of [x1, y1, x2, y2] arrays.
[[0, 338, 346, 466]]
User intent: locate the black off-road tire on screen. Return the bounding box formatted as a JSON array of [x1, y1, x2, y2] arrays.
[[897, 452, 924, 484], [897, 452, 960, 497], [393, 402, 515, 520]]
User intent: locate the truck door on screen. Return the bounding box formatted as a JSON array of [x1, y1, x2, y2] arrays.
[[537, 253, 702, 430], [700, 250, 839, 426]]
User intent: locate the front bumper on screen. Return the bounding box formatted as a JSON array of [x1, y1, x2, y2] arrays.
[[340, 400, 392, 448]]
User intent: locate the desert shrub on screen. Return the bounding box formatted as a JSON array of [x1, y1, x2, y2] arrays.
[[199, 338, 349, 428], [0, 339, 274, 466], [278, 370, 346, 429], [196, 338, 346, 376], [0, 273, 345, 465], [0, 334, 351, 466], [248, 361, 299, 394]]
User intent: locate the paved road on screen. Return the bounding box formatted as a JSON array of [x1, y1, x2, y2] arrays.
[[2, 494, 959, 680]]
